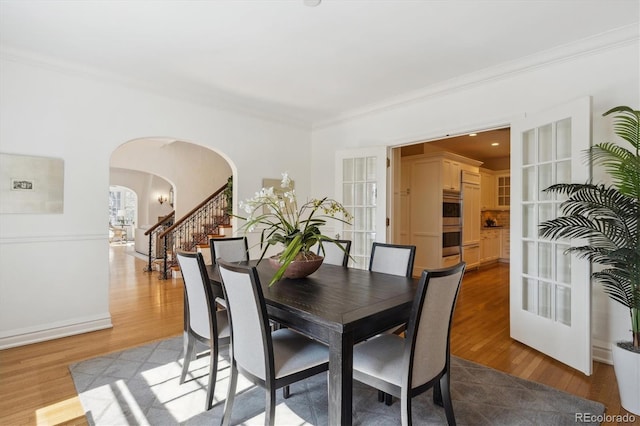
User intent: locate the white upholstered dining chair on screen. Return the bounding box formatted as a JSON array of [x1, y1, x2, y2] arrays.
[[209, 236, 249, 264], [317, 239, 352, 267], [369, 242, 416, 277], [209, 236, 249, 306], [217, 260, 330, 426], [176, 251, 231, 411], [369, 242, 416, 336], [352, 262, 466, 426]]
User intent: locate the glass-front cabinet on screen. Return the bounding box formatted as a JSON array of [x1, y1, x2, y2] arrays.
[[496, 173, 510, 208]]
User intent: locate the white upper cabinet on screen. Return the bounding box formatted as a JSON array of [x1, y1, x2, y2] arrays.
[[480, 168, 510, 210], [442, 158, 461, 191], [480, 169, 496, 210], [495, 172, 510, 209]]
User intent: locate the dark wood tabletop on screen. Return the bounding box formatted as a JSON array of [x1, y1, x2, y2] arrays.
[[207, 260, 417, 425]]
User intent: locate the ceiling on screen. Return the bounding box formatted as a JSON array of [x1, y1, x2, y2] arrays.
[[0, 1, 638, 126], [425, 128, 511, 166], [398, 127, 511, 170]]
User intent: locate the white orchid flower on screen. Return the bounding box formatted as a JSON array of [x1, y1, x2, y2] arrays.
[[281, 172, 291, 188], [284, 190, 295, 203]]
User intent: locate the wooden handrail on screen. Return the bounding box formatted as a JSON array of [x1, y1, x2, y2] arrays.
[[144, 212, 175, 236], [158, 184, 227, 239]]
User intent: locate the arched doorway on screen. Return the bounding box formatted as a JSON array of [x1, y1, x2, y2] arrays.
[[109, 137, 234, 263]]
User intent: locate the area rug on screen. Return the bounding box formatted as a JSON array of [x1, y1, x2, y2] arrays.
[[70, 336, 605, 425]]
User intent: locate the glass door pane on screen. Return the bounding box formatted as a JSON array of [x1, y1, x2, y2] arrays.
[[342, 156, 377, 268], [520, 119, 573, 326]]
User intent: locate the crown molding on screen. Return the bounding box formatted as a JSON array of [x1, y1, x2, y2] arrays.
[[0, 47, 312, 130], [313, 24, 639, 130], [2, 23, 637, 133]]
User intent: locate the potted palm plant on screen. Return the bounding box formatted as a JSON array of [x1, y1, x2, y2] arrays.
[[539, 106, 639, 415]]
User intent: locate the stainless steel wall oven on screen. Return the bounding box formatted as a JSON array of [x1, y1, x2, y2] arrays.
[[442, 190, 461, 226], [442, 225, 462, 257], [442, 190, 462, 258]]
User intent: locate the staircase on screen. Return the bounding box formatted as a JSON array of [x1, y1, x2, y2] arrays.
[[144, 182, 231, 279], [142, 212, 176, 274]]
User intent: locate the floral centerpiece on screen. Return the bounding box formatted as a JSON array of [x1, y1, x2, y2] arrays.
[[238, 172, 353, 285]]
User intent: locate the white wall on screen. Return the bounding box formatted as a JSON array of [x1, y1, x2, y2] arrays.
[[310, 39, 639, 364], [0, 54, 311, 348]]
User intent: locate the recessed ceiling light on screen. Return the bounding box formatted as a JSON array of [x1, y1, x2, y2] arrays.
[[491, 142, 500, 146], [469, 133, 477, 137]]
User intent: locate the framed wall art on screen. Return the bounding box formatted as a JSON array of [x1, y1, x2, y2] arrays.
[[0, 153, 64, 214]]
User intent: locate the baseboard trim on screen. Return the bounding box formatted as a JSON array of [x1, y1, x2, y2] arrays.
[[0, 315, 113, 350], [593, 340, 613, 365]]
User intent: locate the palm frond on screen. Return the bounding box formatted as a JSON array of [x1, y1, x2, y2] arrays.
[[603, 106, 640, 151], [593, 269, 633, 307], [590, 143, 640, 197], [541, 184, 637, 247], [563, 246, 634, 269]]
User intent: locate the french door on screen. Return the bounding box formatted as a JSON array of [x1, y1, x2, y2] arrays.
[[510, 97, 592, 375], [335, 147, 388, 269]]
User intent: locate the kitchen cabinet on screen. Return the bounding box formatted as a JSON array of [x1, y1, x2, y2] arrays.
[[480, 170, 495, 210], [442, 158, 461, 192], [462, 180, 481, 245], [462, 244, 480, 269], [480, 229, 501, 263], [398, 157, 412, 246], [496, 172, 511, 208], [461, 172, 481, 269], [442, 253, 461, 268], [500, 228, 510, 261], [404, 157, 443, 274], [400, 152, 482, 274]]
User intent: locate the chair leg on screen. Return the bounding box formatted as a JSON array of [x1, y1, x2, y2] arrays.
[[283, 385, 290, 399], [266, 385, 276, 426], [433, 380, 443, 407], [439, 372, 456, 426], [221, 363, 238, 426], [205, 343, 218, 411], [400, 394, 412, 426], [377, 390, 393, 405], [180, 334, 196, 384], [384, 392, 393, 406]]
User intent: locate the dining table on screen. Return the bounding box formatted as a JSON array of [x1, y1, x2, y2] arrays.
[[207, 260, 417, 426]]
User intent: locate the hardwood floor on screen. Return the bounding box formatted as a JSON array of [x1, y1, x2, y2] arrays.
[[0, 246, 634, 425], [451, 265, 635, 425], [0, 245, 184, 426]]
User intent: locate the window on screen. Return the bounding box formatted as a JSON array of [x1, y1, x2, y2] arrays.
[[109, 186, 137, 226]]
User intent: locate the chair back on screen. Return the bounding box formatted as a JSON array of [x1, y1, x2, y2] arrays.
[[176, 251, 218, 340], [210, 237, 249, 264], [369, 242, 416, 277], [317, 240, 351, 267], [404, 262, 466, 389], [217, 260, 271, 381]]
